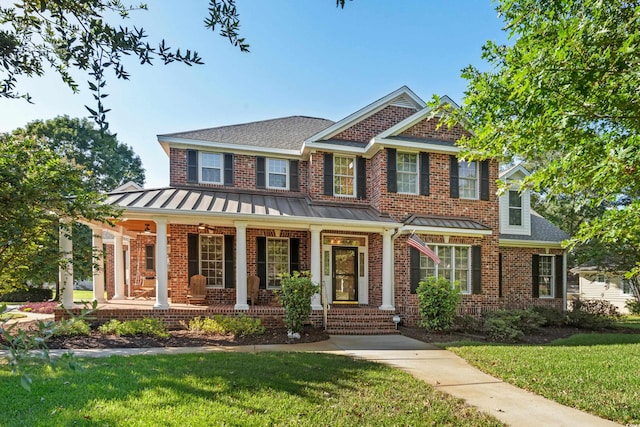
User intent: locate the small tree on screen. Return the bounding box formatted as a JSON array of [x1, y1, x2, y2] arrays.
[[277, 271, 318, 336], [416, 276, 461, 332]]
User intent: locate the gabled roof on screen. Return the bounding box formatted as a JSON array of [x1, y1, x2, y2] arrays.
[[499, 164, 530, 180], [158, 116, 334, 153], [305, 86, 426, 143], [112, 181, 143, 192], [500, 210, 569, 243]]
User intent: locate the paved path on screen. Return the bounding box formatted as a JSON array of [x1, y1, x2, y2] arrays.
[[1, 335, 619, 427]]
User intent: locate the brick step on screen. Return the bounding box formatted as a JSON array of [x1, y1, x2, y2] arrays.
[[326, 328, 400, 335], [326, 321, 397, 328]]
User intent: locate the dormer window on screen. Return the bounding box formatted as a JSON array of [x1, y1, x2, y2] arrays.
[[508, 190, 523, 226], [200, 152, 223, 184], [498, 165, 531, 235], [267, 158, 289, 190]]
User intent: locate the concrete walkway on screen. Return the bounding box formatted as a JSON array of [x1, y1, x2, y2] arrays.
[[25, 334, 619, 427]]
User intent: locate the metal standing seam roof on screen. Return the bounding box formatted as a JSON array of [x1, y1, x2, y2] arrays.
[[158, 116, 335, 151], [403, 214, 491, 231], [105, 187, 397, 224]]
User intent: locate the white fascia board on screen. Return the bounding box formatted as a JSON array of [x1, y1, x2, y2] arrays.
[[304, 86, 425, 143], [499, 238, 564, 249], [499, 164, 531, 179], [304, 141, 366, 156], [158, 137, 303, 158], [366, 137, 460, 157], [399, 225, 492, 237]]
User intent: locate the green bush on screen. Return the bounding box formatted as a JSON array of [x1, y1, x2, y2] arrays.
[[0, 288, 53, 302], [52, 319, 91, 337], [416, 276, 461, 332], [531, 306, 567, 327], [98, 318, 169, 338], [186, 315, 265, 337], [625, 299, 640, 315], [566, 309, 613, 329], [452, 314, 482, 333], [482, 309, 546, 342], [276, 271, 318, 334], [483, 317, 523, 342]]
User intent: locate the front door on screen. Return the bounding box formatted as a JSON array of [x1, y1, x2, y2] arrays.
[[332, 246, 358, 302]]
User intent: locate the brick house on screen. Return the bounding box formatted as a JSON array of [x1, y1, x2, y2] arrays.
[[69, 86, 568, 332]]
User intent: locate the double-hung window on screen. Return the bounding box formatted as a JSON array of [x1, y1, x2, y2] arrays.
[[267, 159, 288, 189], [508, 190, 523, 226], [267, 238, 289, 288], [396, 152, 418, 194], [419, 245, 471, 294], [538, 255, 554, 297], [200, 152, 223, 184], [622, 278, 635, 295], [458, 161, 478, 199], [334, 156, 355, 197], [200, 235, 224, 287]]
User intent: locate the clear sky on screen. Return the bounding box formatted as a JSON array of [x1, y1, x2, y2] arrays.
[[0, 1, 507, 189]]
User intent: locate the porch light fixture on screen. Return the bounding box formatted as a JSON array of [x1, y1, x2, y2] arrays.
[[143, 224, 151, 234], [198, 224, 206, 231], [392, 314, 401, 329]]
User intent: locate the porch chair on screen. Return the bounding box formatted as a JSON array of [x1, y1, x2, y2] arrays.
[[247, 275, 260, 306], [132, 277, 156, 299], [187, 274, 207, 305]]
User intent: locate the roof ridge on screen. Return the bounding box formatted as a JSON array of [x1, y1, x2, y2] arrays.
[[158, 116, 333, 137]]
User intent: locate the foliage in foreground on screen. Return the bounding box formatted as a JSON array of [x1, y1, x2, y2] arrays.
[[417, 276, 461, 332], [0, 352, 503, 427], [185, 315, 265, 337], [277, 271, 318, 334], [482, 309, 545, 342], [97, 318, 169, 338], [447, 334, 640, 424]]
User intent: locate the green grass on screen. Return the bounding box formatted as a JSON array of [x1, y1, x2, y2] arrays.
[[73, 290, 101, 302], [0, 352, 503, 427], [447, 333, 640, 424], [616, 315, 640, 330]]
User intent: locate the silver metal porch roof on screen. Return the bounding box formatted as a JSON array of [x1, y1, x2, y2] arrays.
[[403, 214, 491, 231]]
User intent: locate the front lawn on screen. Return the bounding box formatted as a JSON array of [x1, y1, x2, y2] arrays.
[[447, 333, 640, 424], [616, 315, 640, 330], [0, 352, 503, 427]]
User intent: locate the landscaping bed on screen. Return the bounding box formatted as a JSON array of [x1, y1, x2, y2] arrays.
[[399, 325, 585, 345]]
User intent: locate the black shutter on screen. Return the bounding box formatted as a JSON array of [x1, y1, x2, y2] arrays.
[[187, 150, 198, 183], [290, 160, 299, 192], [532, 254, 540, 298], [498, 253, 503, 298], [480, 160, 490, 201], [256, 157, 265, 189], [145, 244, 155, 271], [555, 255, 564, 299], [323, 153, 333, 196], [290, 238, 300, 273], [410, 247, 422, 294], [257, 237, 267, 289], [450, 156, 459, 198], [187, 234, 199, 280], [387, 148, 397, 193], [472, 245, 482, 294], [224, 153, 234, 186], [419, 152, 430, 196], [224, 235, 235, 288], [356, 156, 366, 199]]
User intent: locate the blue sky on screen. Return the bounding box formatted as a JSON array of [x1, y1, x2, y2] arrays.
[[0, 1, 507, 188]]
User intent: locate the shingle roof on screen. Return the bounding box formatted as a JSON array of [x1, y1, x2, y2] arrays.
[[500, 210, 569, 242], [403, 214, 491, 231], [159, 116, 334, 150]]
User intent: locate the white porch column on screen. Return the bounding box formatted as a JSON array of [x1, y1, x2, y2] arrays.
[[59, 221, 74, 309], [91, 226, 106, 303], [310, 225, 323, 310], [235, 221, 249, 310], [113, 233, 125, 300], [154, 218, 170, 309], [380, 228, 395, 311], [562, 251, 568, 311]]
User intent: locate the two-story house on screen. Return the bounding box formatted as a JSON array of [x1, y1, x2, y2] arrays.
[[67, 86, 568, 333]]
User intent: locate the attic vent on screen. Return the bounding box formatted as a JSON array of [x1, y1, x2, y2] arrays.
[[390, 95, 416, 109]]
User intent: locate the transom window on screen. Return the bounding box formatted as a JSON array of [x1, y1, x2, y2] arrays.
[[267, 158, 288, 189], [397, 152, 418, 194], [200, 235, 224, 287], [508, 190, 523, 226], [459, 161, 478, 199], [267, 238, 289, 289], [333, 156, 355, 197], [420, 245, 471, 294], [538, 255, 554, 298], [200, 152, 223, 184]]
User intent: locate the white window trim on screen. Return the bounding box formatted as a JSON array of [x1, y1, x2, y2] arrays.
[[199, 152, 223, 185], [621, 277, 635, 296], [266, 237, 289, 290], [199, 234, 225, 288], [266, 158, 289, 190], [538, 254, 555, 299], [333, 155, 356, 198], [508, 190, 523, 226], [499, 186, 531, 235], [420, 244, 472, 295], [396, 151, 419, 195], [458, 161, 479, 200]]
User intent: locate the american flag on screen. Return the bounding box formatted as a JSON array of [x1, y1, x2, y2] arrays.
[[407, 233, 441, 264]]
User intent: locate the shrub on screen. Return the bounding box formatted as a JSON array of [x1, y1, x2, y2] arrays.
[[625, 299, 640, 315], [451, 314, 482, 333], [572, 298, 621, 318], [98, 318, 168, 338], [19, 302, 58, 314], [483, 317, 524, 342], [0, 288, 53, 302], [531, 306, 567, 327], [53, 319, 91, 337], [186, 315, 265, 337], [482, 309, 546, 342], [416, 276, 461, 332], [566, 309, 613, 329], [276, 271, 318, 334]]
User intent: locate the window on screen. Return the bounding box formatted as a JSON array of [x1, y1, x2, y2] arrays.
[[145, 244, 155, 271], [622, 278, 636, 295], [508, 190, 522, 226], [200, 152, 223, 184], [333, 156, 355, 196], [267, 158, 288, 189], [538, 255, 554, 298], [458, 161, 478, 199], [200, 235, 224, 287], [396, 152, 418, 194], [419, 245, 471, 294], [594, 274, 609, 284], [267, 238, 289, 289]]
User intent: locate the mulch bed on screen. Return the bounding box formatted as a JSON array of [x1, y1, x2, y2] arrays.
[[398, 325, 584, 345]]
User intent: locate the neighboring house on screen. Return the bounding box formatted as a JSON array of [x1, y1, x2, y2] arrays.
[[571, 265, 636, 314], [69, 86, 569, 331]]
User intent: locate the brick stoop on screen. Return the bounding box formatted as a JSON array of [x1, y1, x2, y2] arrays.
[[325, 307, 400, 335]]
